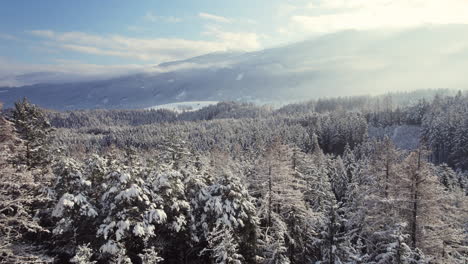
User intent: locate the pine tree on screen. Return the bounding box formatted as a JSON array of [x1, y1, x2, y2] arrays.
[[435, 163, 459, 191], [158, 134, 191, 170], [198, 169, 259, 262], [291, 146, 334, 262], [351, 139, 406, 263], [0, 104, 52, 263], [11, 98, 53, 170], [201, 224, 244, 264], [342, 144, 356, 184], [97, 160, 167, 263], [372, 223, 414, 264], [258, 218, 291, 264], [318, 204, 353, 264], [253, 141, 315, 263], [395, 148, 466, 261], [327, 156, 348, 203], [70, 244, 97, 264], [149, 168, 191, 261], [451, 115, 468, 170], [138, 247, 163, 264], [50, 157, 98, 255]]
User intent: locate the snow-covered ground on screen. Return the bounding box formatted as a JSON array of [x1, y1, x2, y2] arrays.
[[146, 101, 219, 112]]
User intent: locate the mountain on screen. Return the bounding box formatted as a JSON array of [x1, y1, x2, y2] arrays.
[[1, 25, 468, 110]]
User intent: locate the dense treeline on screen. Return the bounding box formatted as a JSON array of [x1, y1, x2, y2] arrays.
[[1, 90, 467, 263], [48, 89, 453, 129], [421, 92, 468, 170], [51, 111, 367, 158]]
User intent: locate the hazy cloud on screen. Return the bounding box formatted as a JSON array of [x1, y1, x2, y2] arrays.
[[0, 55, 238, 87], [0, 57, 156, 86], [203, 25, 261, 51], [28, 29, 261, 63], [144, 12, 182, 23], [0, 33, 18, 41], [199, 12, 231, 23]]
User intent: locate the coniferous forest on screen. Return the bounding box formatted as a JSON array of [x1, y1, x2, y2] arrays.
[[1, 90, 467, 264]]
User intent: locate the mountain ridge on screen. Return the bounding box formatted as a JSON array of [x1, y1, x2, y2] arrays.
[[1, 25, 468, 110]]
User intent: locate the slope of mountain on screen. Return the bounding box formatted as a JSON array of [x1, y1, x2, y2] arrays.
[[1, 25, 468, 110]]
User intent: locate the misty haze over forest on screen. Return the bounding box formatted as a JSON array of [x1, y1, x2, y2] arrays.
[[1, 1, 467, 264]]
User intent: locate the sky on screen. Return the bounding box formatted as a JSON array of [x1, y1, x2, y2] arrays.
[[2, 0, 468, 79]]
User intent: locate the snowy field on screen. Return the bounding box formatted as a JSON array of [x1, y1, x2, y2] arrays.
[[146, 101, 219, 112]]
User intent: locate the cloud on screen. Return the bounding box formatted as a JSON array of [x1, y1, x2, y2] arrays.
[[245, 19, 257, 25], [306, 0, 371, 10], [0, 33, 18, 41], [0, 57, 156, 86], [199, 12, 231, 23], [203, 25, 261, 51], [28, 29, 261, 63], [29, 30, 55, 38], [292, 0, 468, 33], [0, 55, 239, 87], [144, 12, 182, 23], [126, 26, 145, 32], [276, 3, 299, 17]]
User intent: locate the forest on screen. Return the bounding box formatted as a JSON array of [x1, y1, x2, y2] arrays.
[[0, 89, 467, 264]]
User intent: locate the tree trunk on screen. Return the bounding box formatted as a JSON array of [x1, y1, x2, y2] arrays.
[[411, 177, 419, 249], [328, 208, 335, 264], [411, 150, 422, 249], [385, 154, 390, 199], [26, 142, 30, 169], [268, 166, 272, 227]]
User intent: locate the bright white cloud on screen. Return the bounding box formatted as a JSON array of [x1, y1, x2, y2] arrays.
[[292, 0, 468, 33], [28, 29, 261, 63], [199, 12, 231, 23]]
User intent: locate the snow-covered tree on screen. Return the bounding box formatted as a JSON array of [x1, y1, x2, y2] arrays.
[[49, 157, 98, 254], [149, 168, 191, 261], [201, 224, 244, 264], [253, 141, 315, 263], [451, 115, 468, 170], [395, 149, 466, 262], [350, 140, 405, 262], [258, 217, 291, 264], [327, 156, 348, 203], [435, 163, 460, 191], [0, 105, 52, 263], [372, 223, 414, 264], [138, 246, 163, 263], [70, 244, 97, 264], [97, 162, 166, 263], [342, 144, 357, 184], [198, 169, 259, 262], [11, 98, 53, 170], [317, 203, 355, 264]]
